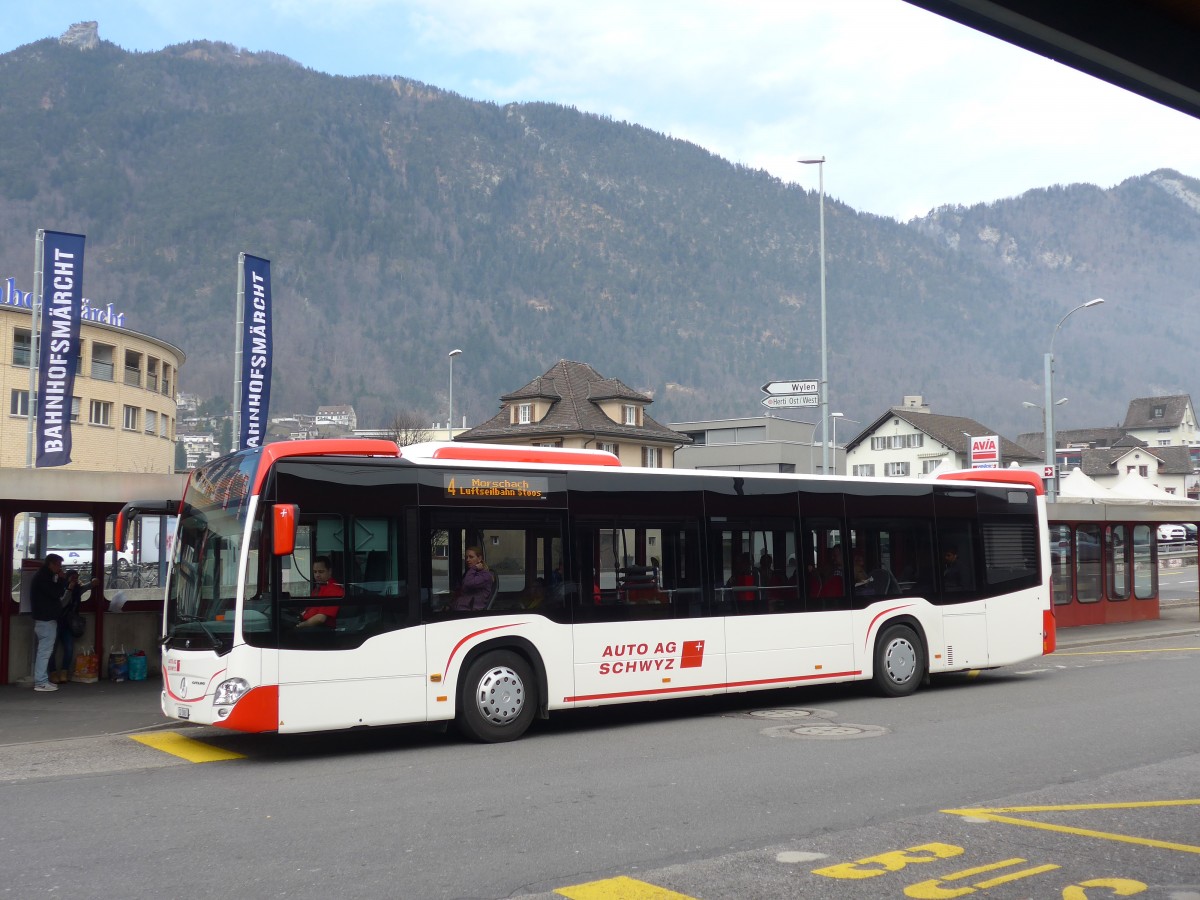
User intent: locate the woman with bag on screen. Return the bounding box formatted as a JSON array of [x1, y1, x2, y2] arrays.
[[51, 569, 97, 684]]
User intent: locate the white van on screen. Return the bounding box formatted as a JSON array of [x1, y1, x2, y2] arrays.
[[15, 514, 133, 570]]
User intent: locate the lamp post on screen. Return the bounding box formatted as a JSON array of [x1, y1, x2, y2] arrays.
[[799, 156, 829, 476], [1044, 298, 1104, 502], [829, 412, 859, 476], [447, 349, 462, 441]]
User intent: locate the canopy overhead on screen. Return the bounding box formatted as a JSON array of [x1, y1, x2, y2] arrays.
[[1107, 470, 1198, 505], [1057, 467, 1112, 503]]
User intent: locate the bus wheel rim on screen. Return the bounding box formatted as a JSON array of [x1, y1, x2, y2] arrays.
[[475, 665, 525, 725], [885, 638, 916, 684]]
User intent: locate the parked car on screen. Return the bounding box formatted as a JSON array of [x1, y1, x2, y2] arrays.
[[1157, 524, 1186, 543], [1052, 531, 1101, 564]]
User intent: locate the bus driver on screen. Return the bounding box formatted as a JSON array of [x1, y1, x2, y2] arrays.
[[296, 555, 344, 628]]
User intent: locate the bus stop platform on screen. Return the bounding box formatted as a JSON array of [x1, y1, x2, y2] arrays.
[[1, 600, 1196, 749]]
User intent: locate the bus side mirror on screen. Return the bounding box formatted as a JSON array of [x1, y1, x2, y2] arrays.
[[272, 504, 299, 556]]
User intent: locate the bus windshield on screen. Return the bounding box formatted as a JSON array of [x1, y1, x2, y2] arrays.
[[164, 451, 261, 654]]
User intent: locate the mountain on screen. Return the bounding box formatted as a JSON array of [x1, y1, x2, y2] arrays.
[[1, 25, 1198, 440]]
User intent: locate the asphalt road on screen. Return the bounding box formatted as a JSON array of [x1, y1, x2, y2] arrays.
[[3, 628, 1198, 899]]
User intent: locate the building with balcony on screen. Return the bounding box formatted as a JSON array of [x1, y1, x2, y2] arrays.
[[2, 302, 184, 473]]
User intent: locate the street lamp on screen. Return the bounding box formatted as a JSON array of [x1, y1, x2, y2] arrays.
[[830, 412, 859, 476], [799, 156, 829, 476], [447, 349, 463, 441], [1044, 299, 1105, 502]]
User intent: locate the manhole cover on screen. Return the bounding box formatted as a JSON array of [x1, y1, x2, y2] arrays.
[[746, 707, 837, 720], [762, 722, 889, 740]]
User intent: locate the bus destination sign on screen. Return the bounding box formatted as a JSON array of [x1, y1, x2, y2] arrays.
[[444, 473, 549, 501]]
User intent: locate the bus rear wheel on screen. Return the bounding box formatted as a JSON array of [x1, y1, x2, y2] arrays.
[[457, 650, 537, 743], [873, 624, 923, 697]]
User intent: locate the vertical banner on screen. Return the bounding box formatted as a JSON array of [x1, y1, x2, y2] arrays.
[[35, 231, 85, 468], [237, 254, 272, 450]]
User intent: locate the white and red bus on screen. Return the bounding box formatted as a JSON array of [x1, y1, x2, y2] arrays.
[[120, 440, 1053, 742]]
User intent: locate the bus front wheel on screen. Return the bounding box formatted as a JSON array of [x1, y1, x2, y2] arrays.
[[457, 650, 537, 743], [873, 624, 923, 697]]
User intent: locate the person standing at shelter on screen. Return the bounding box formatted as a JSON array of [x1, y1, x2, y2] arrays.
[[50, 569, 98, 683], [30, 554, 66, 692]]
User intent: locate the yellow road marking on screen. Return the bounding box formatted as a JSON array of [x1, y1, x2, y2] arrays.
[[555, 875, 697, 899], [1054, 647, 1200, 655], [944, 800, 1200, 855], [131, 731, 246, 763]]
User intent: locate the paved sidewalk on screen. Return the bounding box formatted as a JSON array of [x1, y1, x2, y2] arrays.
[[2, 601, 1196, 747]]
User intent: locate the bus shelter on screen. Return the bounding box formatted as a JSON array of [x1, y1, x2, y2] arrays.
[[1, 467, 185, 685]]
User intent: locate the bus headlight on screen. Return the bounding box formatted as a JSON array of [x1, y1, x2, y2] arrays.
[[213, 678, 250, 706]]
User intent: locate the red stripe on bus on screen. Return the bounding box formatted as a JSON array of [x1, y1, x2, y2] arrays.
[[442, 623, 523, 676], [564, 670, 861, 703], [162, 666, 227, 703], [864, 604, 916, 651], [212, 685, 279, 733]]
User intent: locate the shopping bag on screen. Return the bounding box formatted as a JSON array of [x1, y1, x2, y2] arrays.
[[72, 648, 99, 683], [108, 645, 129, 682], [128, 650, 148, 681]]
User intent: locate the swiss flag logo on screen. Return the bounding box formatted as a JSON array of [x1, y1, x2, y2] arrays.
[[680, 640, 705, 669]]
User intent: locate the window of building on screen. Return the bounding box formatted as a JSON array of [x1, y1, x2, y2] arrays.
[[1158, 426, 1171, 433], [161, 416, 170, 438], [534, 440, 561, 448], [10, 389, 30, 417], [124, 350, 142, 387], [12, 329, 31, 367], [1140, 465, 1149, 477], [71, 397, 81, 423], [91, 344, 115, 381], [517, 403, 532, 424], [89, 400, 111, 426], [921, 460, 943, 475], [161, 364, 172, 398], [642, 446, 661, 468], [871, 434, 924, 450], [884, 461, 910, 477], [147, 357, 159, 392], [598, 441, 619, 456], [1153, 405, 1165, 418], [123, 405, 139, 431], [1158, 440, 1170, 446], [623, 405, 638, 426], [853, 464, 876, 477], [145, 409, 157, 434]]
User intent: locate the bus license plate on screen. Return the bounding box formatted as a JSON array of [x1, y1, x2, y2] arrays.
[[177, 706, 190, 719]]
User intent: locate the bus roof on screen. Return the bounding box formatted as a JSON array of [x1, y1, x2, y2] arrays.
[[937, 468, 1044, 495], [400, 442, 621, 467]]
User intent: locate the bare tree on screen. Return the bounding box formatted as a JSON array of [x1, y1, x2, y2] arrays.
[[387, 410, 435, 447]]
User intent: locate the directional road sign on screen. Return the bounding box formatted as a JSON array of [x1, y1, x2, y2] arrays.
[[762, 394, 819, 409], [762, 380, 819, 396]]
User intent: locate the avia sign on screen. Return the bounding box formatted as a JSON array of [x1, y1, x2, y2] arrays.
[[970, 435, 1001, 469]]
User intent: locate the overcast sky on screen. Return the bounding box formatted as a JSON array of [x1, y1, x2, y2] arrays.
[[6, 0, 1199, 220]]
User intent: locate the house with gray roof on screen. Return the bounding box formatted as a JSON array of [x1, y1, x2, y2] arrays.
[[456, 360, 690, 467], [844, 396, 1040, 478], [1120, 395, 1198, 449]]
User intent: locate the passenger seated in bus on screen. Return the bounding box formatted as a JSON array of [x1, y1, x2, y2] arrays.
[[519, 577, 547, 609], [727, 552, 756, 604], [296, 556, 343, 628], [818, 562, 844, 598], [453, 546, 495, 611], [942, 545, 966, 591]]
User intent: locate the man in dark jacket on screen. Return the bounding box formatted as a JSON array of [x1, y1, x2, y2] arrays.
[[30, 554, 65, 692]]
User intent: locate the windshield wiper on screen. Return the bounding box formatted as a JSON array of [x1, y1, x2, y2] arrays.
[[169, 616, 225, 652]]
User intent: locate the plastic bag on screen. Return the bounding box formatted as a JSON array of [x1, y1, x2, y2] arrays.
[[128, 650, 148, 682], [108, 645, 129, 682], [72, 648, 99, 683]]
